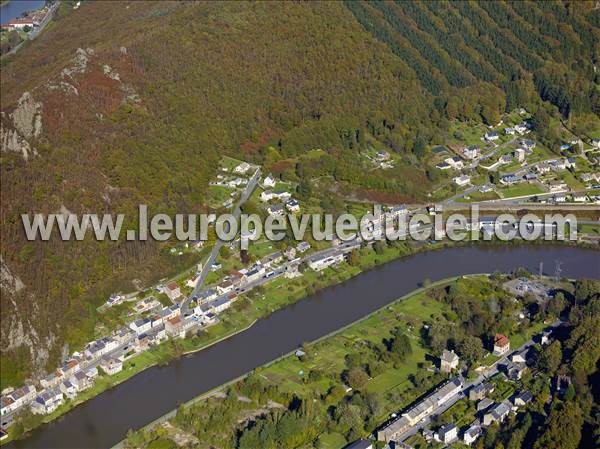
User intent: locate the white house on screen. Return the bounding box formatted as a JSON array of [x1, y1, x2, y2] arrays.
[[483, 401, 511, 426], [210, 297, 232, 314], [234, 162, 251, 174], [463, 424, 482, 445], [484, 131, 499, 141], [515, 148, 525, 162], [130, 318, 152, 335], [504, 127, 515, 135], [440, 349, 460, 373], [267, 204, 285, 215], [308, 252, 344, 271], [572, 193, 587, 203], [445, 156, 464, 170], [71, 371, 93, 392], [515, 123, 528, 134], [262, 173, 276, 188], [548, 180, 568, 192], [453, 175, 471, 187], [99, 357, 123, 375], [31, 389, 64, 415], [0, 385, 36, 416], [463, 145, 481, 159], [437, 423, 458, 444], [59, 380, 78, 400], [260, 190, 275, 202], [286, 199, 300, 212], [164, 282, 182, 301], [493, 334, 510, 356]]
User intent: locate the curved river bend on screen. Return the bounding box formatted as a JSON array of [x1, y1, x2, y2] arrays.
[[9, 245, 599, 449]]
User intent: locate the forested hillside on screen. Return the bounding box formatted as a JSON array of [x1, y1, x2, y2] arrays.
[[0, 1, 598, 384]]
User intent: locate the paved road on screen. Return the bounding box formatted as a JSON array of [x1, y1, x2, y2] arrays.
[[181, 169, 261, 316]]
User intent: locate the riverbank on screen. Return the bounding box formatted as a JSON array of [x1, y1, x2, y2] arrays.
[[5, 244, 598, 449], [117, 270, 572, 449], [113, 275, 464, 448]]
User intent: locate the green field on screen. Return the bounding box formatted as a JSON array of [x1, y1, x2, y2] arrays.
[[500, 183, 545, 198]]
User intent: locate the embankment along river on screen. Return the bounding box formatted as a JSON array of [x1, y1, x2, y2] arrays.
[[8, 245, 599, 449]]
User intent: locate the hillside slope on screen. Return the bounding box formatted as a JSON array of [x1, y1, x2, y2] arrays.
[[0, 1, 598, 385]]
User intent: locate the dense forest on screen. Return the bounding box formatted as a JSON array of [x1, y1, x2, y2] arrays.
[[0, 1, 598, 383]]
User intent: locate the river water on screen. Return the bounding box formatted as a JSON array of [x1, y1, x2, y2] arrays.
[[0, 0, 44, 24], [8, 245, 599, 449]]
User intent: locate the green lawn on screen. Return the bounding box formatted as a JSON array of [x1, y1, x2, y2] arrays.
[[500, 183, 544, 198]]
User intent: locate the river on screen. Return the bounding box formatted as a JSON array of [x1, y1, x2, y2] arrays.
[[0, 0, 44, 23], [7, 245, 599, 449]]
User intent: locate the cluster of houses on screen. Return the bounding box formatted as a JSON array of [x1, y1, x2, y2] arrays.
[[259, 179, 299, 215], [377, 377, 464, 442], [374, 323, 555, 448], [1, 3, 54, 32]]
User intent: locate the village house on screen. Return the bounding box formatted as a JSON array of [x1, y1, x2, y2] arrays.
[[164, 282, 182, 301], [286, 198, 300, 212], [436, 423, 458, 444], [515, 148, 525, 162], [234, 162, 251, 174], [463, 423, 483, 445], [536, 162, 551, 174], [296, 241, 311, 253], [515, 123, 528, 134], [0, 385, 36, 416], [469, 382, 494, 401], [376, 150, 390, 161], [197, 288, 218, 303], [59, 380, 78, 400], [130, 318, 152, 336], [572, 193, 587, 202], [506, 362, 527, 380], [377, 378, 462, 442], [31, 389, 64, 415], [512, 391, 533, 408], [165, 316, 190, 339], [440, 349, 459, 373], [436, 161, 451, 170], [498, 154, 512, 165], [520, 138, 535, 149], [493, 333, 510, 355], [72, 371, 93, 392], [40, 372, 62, 389], [500, 174, 521, 185], [99, 357, 123, 375], [209, 297, 232, 314], [477, 397, 494, 412], [260, 190, 275, 202], [548, 180, 568, 192], [262, 173, 276, 188], [504, 127, 515, 135], [5, 17, 35, 30], [217, 280, 234, 295], [453, 175, 470, 187], [260, 252, 283, 268], [307, 251, 344, 272], [463, 145, 481, 159], [211, 262, 222, 271], [186, 275, 199, 289], [445, 156, 464, 170], [267, 204, 285, 216], [284, 246, 296, 260], [484, 131, 499, 141], [592, 138, 600, 149], [510, 348, 528, 364], [386, 204, 408, 219], [483, 401, 511, 426]]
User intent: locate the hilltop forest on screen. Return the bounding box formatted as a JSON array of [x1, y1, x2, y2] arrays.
[[0, 1, 598, 384]]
